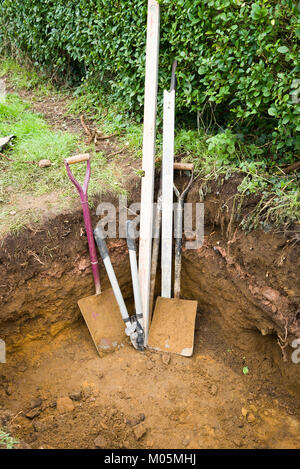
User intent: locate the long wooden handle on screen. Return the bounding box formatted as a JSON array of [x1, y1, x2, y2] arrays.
[[174, 162, 194, 171], [65, 153, 90, 165]]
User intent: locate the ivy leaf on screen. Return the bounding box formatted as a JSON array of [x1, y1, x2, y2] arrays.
[[277, 46, 289, 54], [268, 107, 277, 116]]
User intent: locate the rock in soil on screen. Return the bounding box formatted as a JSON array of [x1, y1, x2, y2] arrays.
[[133, 423, 147, 441], [68, 391, 83, 402], [182, 435, 192, 447], [94, 435, 107, 449], [38, 159, 52, 168], [25, 408, 41, 419], [247, 413, 256, 423], [126, 413, 146, 427], [209, 384, 218, 396], [162, 354, 171, 365], [56, 397, 74, 414], [30, 397, 43, 409], [0, 409, 13, 426]]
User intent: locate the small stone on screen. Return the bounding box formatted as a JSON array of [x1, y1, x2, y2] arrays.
[[247, 413, 256, 423], [38, 159, 52, 168], [30, 397, 43, 409], [241, 408, 248, 418], [69, 391, 83, 402], [33, 420, 48, 433], [182, 435, 192, 447], [209, 384, 218, 396], [162, 354, 171, 365], [25, 408, 41, 419], [126, 413, 145, 427], [123, 440, 131, 449], [249, 404, 258, 413], [56, 397, 74, 414], [233, 439, 242, 448], [94, 435, 107, 449], [19, 364, 28, 372], [0, 410, 13, 427], [9, 211, 16, 216], [5, 384, 13, 396], [146, 439, 154, 448], [133, 423, 147, 441], [146, 361, 153, 370]]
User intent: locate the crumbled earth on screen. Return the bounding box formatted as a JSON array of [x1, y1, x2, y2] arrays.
[[0, 313, 299, 449]]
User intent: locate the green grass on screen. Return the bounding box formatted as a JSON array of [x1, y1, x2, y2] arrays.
[[173, 128, 300, 231], [0, 57, 54, 95], [0, 428, 19, 449]]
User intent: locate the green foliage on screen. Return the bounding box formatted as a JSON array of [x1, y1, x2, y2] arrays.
[[174, 128, 300, 230], [0, 0, 299, 161]]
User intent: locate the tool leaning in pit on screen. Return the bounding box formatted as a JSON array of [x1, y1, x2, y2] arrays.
[[148, 61, 198, 357], [126, 220, 145, 350], [65, 153, 126, 355], [94, 223, 144, 351]]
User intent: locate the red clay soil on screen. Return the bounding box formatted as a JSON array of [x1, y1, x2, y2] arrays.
[[0, 177, 299, 449]]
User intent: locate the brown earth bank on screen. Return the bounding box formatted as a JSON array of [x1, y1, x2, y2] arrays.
[[0, 176, 299, 449]]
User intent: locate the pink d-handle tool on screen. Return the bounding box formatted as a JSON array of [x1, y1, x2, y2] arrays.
[[64, 154, 101, 295]]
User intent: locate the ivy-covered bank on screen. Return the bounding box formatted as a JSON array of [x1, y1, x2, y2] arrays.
[[0, 0, 299, 162]]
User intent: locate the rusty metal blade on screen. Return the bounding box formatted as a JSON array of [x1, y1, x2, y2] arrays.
[[78, 288, 125, 354]]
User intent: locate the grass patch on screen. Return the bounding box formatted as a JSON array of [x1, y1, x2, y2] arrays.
[[0, 428, 19, 449], [0, 57, 54, 95], [0, 92, 123, 235], [174, 128, 300, 231]]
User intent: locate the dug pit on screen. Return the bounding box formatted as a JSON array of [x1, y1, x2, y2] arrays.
[[0, 184, 299, 449]]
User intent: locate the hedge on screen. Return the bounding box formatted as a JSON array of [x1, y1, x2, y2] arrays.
[[0, 0, 299, 161]]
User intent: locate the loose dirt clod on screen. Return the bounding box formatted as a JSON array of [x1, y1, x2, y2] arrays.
[[133, 423, 147, 441], [247, 413, 256, 423], [69, 391, 83, 402], [162, 354, 171, 365], [209, 384, 218, 396], [94, 435, 107, 449], [56, 397, 74, 414], [30, 397, 43, 409], [25, 408, 40, 419]]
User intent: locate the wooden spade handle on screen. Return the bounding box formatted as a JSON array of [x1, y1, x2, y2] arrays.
[[65, 153, 90, 165], [174, 162, 194, 171]]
